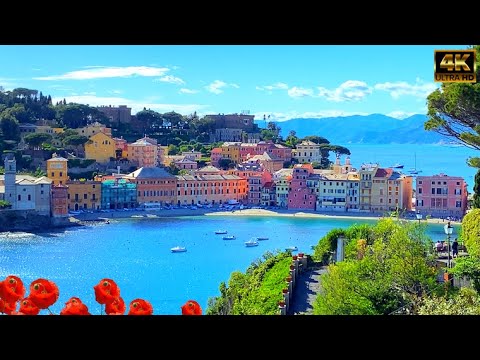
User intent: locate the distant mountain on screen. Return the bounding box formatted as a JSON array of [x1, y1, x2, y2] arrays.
[[255, 114, 447, 145]]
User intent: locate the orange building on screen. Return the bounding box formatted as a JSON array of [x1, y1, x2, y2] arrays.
[[176, 173, 247, 206], [125, 167, 177, 206], [51, 184, 69, 217], [66, 180, 102, 211], [46, 153, 69, 186], [127, 137, 158, 168]]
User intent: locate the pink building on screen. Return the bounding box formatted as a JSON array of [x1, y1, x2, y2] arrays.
[[288, 164, 316, 210], [127, 137, 158, 168], [415, 174, 468, 218], [210, 148, 222, 166]]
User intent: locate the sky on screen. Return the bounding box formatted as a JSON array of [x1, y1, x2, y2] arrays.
[[0, 45, 470, 122]]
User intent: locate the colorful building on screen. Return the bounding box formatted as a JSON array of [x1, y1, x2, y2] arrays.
[[415, 174, 468, 218], [84, 132, 116, 163], [46, 153, 69, 186], [125, 167, 177, 206], [292, 141, 323, 164], [288, 164, 316, 210], [75, 122, 112, 138], [176, 173, 247, 206], [66, 179, 102, 211], [51, 184, 69, 217], [210, 147, 222, 166], [127, 137, 158, 168], [273, 168, 293, 208], [101, 178, 137, 210], [220, 142, 241, 164]]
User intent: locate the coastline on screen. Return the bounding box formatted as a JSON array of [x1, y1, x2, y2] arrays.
[[71, 207, 461, 225]]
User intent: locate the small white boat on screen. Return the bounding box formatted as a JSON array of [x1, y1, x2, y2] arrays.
[[391, 163, 404, 169], [256, 236, 269, 241], [171, 246, 187, 253], [215, 230, 228, 234], [286, 246, 298, 251], [223, 235, 236, 240], [245, 238, 259, 247]]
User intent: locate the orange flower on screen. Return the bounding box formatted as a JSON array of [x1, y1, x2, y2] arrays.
[[0, 298, 18, 315], [18, 298, 40, 315], [93, 278, 120, 305], [0, 275, 26, 304], [60, 297, 90, 315], [181, 300, 202, 315], [28, 278, 59, 309], [128, 298, 153, 315], [105, 297, 126, 315]]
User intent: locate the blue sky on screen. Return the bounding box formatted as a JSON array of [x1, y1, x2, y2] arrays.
[[0, 45, 469, 121]]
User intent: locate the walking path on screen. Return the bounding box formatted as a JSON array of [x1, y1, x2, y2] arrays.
[[287, 265, 327, 315]]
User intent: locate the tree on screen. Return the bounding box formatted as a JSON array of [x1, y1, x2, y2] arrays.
[[218, 158, 234, 170], [285, 130, 299, 148], [461, 208, 480, 258], [0, 115, 20, 141], [417, 287, 480, 315], [313, 218, 439, 315], [24, 133, 52, 149], [425, 45, 480, 168], [302, 135, 330, 145], [473, 169, 480, 209]]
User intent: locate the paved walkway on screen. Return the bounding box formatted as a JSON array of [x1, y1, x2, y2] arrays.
[[287, 265, 327, 315]]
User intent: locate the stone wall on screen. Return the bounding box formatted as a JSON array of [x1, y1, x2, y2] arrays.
[[0, 210, 75, 232]]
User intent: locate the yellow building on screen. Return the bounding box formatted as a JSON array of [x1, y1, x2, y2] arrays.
[[46, 153, 69, 186], [85, 132, 116, 163], [66, 180, 102, 211], [220, 142, 241, 164], [75, 122, 112, 137]]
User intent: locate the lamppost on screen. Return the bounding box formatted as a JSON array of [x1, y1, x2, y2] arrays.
[[416, 212, 423, 224], [444, 222, 454, 268]]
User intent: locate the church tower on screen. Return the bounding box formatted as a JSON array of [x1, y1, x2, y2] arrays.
[[4, 153, 17, 209]]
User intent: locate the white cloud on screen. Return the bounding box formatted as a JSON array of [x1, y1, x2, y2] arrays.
[[205, 80, 239, 94], [34, 66, 170, 81], [51, 95, 209, 115], [317, 80, 372, 102], [0, 78, 17, 90], [374, 79, 438, 99], [386, 111, 417, 119], [256, 82, 289, 93], [252, 110, 371, 122], [155, 75, 185, 85], [179, 88, 199, 94], [287, 86, 314, 98]]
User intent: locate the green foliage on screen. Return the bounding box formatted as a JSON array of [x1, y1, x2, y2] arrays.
[[313, 219, 439, 315], [218, 158, 234, 170], [417, 287, 480, 315], [312, 228, 346, 264], [425, 45, 480, 168], [207, 251, 291, 315], [461, 209, 480, 257], [68, 158, 95, 168], [450, 257, 480, 293], [0, 114, 20, 141], [473, 169, 480, 209], [24, 132, 52, 148], [0, 200, 12, 209]]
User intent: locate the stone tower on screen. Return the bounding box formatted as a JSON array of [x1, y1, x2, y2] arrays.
[[3, 153, 17, 209]]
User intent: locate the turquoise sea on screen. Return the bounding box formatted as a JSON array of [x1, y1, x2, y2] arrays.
[[0, 215, 460, 315]]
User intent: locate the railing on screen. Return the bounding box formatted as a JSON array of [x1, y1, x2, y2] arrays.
[[278, 253, 308, 315]]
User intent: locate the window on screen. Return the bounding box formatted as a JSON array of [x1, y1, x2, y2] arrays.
[[84, 194, 87, 199], [418, 188, 422, 194], [431, 188, 436, 194], [456, 201, 462, 208], [454, 189, 461, 195], [28, 195, 31, 201]]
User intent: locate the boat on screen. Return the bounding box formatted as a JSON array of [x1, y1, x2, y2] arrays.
[[285, 246, 298, 251], [223, 235, 236, 240], [408, 152, 422, 175], [256, 236, 269, 240], [171, 246, 187, 253], [245, 238, 259, 247], [391, 163, 404, 169], [215, 230, 227, 234]]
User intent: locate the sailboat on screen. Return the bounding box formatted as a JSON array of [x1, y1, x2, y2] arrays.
[[408, 152, 422, 175]]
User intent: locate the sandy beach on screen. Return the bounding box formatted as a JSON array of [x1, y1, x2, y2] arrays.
[[71, 207, 460, 225]]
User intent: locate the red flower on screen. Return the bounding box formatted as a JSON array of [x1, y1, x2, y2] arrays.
[[28, 278, 59, 309], [0, 275, 26, 304], [105, 297, 126, 315], [93, 278, 120, 305], [0, 298, 18, 315], [19, 298, 40, 315], [128, 298, 153, 315], [60, 297, 90, 315], [181, 300, 202, 315]]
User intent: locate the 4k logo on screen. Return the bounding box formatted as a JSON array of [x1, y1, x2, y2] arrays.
[[434, 49, 476, 83]]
